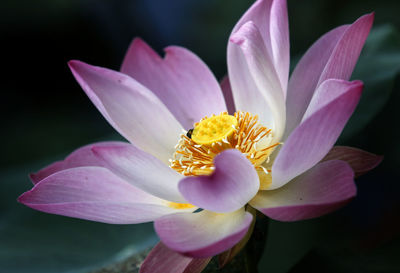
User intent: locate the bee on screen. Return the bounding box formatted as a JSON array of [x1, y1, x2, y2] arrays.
[[186, 128, 194, 138]]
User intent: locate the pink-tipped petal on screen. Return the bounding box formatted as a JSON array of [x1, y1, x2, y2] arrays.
[[220, 76, 235, 115], [286, 14, 373, 135], [92, 143, 186, 203], [318, 13, 374, 85], [270, 0, 290, 93], [139, 242, 211, 273], [271, 80, 363, 189], [229, 21, 285, 140], [285, 25, 349, 135], [231, 0, 274, 58], [30, 141, 126, 184], [323, 146, 383, 177], [121, 38, 226, 130], [230, 0, 289, 94], [178, 149, 259, 213], [302, 79, 364, 121], [155, 208, 253, 258], [19, 167, 190, 224], [68, 60, 183, 164], [250, 160, 356, 221]]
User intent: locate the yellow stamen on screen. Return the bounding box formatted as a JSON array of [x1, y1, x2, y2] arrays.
[[167, 202, 196, 210], [170, 111, 280, 181]]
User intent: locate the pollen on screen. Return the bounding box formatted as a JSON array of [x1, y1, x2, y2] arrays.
[[191, 113, 238, 145], [167, 202, 196, 210], [170, 111, 280, 178]]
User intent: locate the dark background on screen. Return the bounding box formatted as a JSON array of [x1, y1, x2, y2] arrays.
[[1, 0, 399, 272]]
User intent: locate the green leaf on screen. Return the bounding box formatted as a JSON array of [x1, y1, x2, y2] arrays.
[[340, 24, 400, 142]]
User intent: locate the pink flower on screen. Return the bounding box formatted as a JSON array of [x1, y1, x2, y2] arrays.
[[19, 0, 382, 271]]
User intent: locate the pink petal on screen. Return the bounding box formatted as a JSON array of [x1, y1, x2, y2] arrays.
[[285, 13, 374, 135], [68, 60, 183, 164], [154, 208, 253, 258], [92, 143, 186, 203], [270, 0, 290, 93], [318, 13, 374, 85], [271, 80, 363, 189], [230, 0, 289, 94], [322, 146, 383, 177], [178, 149, 259, 213], [250, 160, 356, 221], [19, 167, 189, 224], [229, 21, 285, 140], [220, 76, 235, 114], [302, 79, 364, 121], [30, 141, 126, 184], [121, 38, 226, 130], [139, 242, 210, 273]]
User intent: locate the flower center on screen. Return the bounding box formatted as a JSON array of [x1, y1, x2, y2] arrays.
[[191, 114, 238, 145], [170, 111, 280, 180]]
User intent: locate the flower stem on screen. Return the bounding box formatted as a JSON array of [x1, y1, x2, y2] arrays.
[[244, 213, 270, 273]]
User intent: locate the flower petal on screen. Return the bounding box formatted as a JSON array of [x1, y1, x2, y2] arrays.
[[19, 167, 189, 224], [229, 21, 285, 140], [302, 79, 364, 121], [30, 141, 126, 184], [154, 208, 253, 258], [250, 160, 356, 221], [178, 149, 259, 213], [318, 13, 374, 85], [220, 76, 235, 115], [68, 60, 183, 164], [322, 146, 383, 177], [269, 0, 290, 93], [271, 80, 363, 189], [139, 242, 211, 273], [92, 143, 186, 203], [121, 38, 226, 130], [230, 0, 289, 94], [285, 13, 374, 135]]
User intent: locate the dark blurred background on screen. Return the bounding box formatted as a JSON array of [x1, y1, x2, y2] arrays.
[[1, 0, 399, 272]]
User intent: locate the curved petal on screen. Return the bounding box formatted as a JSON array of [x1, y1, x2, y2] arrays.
[[271, 80, 363, 189], [317, 13, 374, 85], [269, 0, 289, 93], [154, 208, 253, 258], [250, 160, 356, 221], [121, 38, 226, 130], [302, 79, 363, 121], [19, 167, 192, 224], [322, 146, 383, 177], [178, 149, 259, 213], [139, 242, 211, 273], [220, 76, 235, 115], [230, 0, 289, 94], [30, 141, 126, 184], [228, 41, 275, 132], [92, 142, 186, 203], [229, 21, 285, 141], [285, 25, 348, 135], [68, 60, 183, 164], [285, 13, 374, 136]]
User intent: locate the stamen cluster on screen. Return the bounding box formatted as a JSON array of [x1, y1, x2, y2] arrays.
[[170, 111, 279, 176]]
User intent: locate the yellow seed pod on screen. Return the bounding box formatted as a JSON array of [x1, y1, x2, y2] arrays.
[[191, 114, 238, 145]]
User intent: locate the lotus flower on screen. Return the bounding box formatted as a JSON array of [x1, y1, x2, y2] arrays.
[[19, 0, 382, 271]]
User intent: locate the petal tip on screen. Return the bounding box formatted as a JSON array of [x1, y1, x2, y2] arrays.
[[67, 59, 82, 70], [28, 173, 38, 184], [17, 191, 30, 205]]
